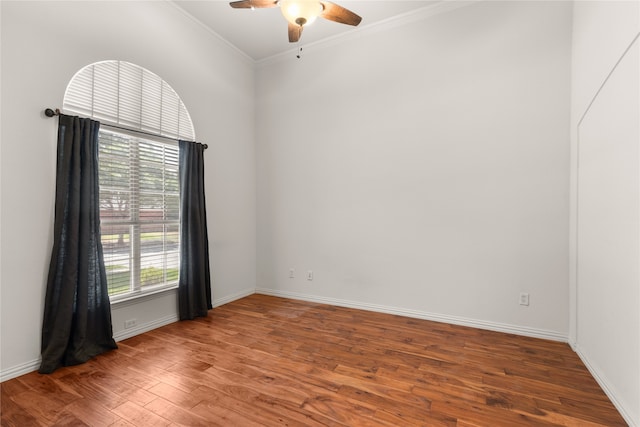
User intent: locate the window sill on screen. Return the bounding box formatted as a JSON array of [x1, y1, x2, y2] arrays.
[[109, 284, 179, 308]]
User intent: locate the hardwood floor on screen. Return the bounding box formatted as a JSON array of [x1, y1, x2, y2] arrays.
[[1, 294, 627, 426]]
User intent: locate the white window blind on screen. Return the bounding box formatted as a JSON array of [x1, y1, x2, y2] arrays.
[[99, 130, 180, 299], [64, 60, 195, 141]]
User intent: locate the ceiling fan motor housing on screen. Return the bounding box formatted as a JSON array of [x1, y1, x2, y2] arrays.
[[280, 0, 323, 27]]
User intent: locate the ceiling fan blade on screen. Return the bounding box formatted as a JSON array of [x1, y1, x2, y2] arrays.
[[288, 22, 303, 42], [229, 0, 278, 9], [319, 1, 362, 26]]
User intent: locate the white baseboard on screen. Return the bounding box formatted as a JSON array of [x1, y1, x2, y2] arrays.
[[0, 315, 182, 382], [574, 344, 638, 427], [0, 358, 42, 383], [255, 287, 567, 342], [113, 313, 179, 341], [212, 287, 256, 308], [0, 287, 257, 383], [113, 286, 257, 341]]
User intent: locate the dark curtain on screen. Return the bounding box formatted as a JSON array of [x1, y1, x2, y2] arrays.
[[178, 140, 212, 320], [40, 114, 117, 374]]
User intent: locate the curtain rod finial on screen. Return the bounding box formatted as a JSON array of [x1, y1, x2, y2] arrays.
[[44, 108, 60, 117]]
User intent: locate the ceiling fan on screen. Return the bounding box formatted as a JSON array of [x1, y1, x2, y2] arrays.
[[229, 0, 362, 43]]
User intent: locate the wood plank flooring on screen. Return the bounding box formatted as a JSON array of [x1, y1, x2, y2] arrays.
[[1, 294, 627, 426]]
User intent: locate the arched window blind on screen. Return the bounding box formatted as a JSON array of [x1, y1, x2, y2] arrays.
[[64, 60, 195, 141]]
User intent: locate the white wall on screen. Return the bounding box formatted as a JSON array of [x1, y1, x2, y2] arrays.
[[0, 0, 256, 380], [570, 1, 640, 425], [256, 1, 572, 338]]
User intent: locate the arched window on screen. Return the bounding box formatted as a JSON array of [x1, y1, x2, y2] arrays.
[[64, 60, 194, 140], [64, 61, 194, 301]]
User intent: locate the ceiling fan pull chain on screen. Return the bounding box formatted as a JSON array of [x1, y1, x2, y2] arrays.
[[296, 47, 303, 59]]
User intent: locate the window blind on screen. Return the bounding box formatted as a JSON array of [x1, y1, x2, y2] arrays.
[[64, 60, 195, 141], [99, 130, 180, 298]]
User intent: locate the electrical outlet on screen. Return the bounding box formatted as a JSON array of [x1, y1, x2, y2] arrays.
[[519, 293, 530, 306], [289, 268, 295, 278], [307, 270, 313, 281], [124, 319, 137, 329]]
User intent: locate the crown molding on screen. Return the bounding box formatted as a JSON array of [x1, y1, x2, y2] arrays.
[[256, 0, 480, 67], [165, 0, 255, 66]]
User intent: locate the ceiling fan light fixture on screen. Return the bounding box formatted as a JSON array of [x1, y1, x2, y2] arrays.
[[280, 0, 323, 27]]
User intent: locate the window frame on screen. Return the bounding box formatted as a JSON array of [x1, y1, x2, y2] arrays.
[[99, 127, 181, 303]]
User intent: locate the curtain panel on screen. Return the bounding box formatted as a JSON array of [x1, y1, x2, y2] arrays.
[[40, 114, 117, 374], [178, 140, 212, 320]]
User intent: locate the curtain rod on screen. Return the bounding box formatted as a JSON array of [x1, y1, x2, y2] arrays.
[[44, 108, 207, 149]]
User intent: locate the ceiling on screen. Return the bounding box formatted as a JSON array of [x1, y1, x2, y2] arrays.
[[172, 1, 438, 61]]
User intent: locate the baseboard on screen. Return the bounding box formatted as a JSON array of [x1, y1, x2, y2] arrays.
[[113, 314, 179, 341], [0, 287, 257, 383], [0, 358, 42, 383], [574, 344, 638, 427], [113, 286, 257, 341], [0, 318, 180, 380], [212, 287, 256, 308], [255, 287, 567, 342]]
